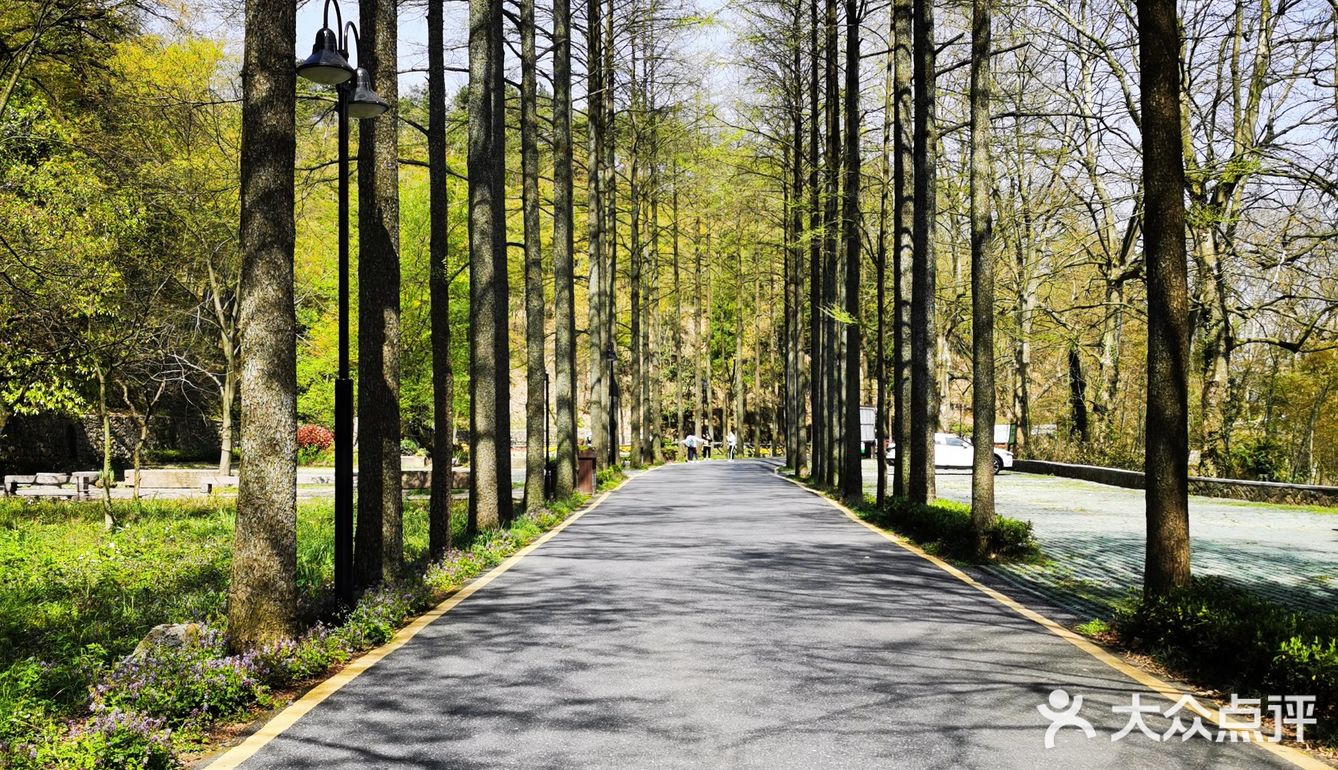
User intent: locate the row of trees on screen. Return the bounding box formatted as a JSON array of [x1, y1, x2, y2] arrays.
[[5, 0, 1335, 648], [731, 0, 1334, 586], [737, 0, 1338, 488], [227, 0, 803, 648], [226, 0, 1201, 650], [9, 0, 1331, 499]]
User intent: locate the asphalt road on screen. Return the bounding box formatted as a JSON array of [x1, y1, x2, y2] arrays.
[[227, 461, 1301, 769]]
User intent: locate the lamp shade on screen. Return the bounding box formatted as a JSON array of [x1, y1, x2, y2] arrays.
[[346, 68, 390, 119], [298, 28, 353, 85]]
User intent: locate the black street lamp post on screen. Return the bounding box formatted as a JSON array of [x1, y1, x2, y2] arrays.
[[543, 370, 551, 500], [297, 0, 389, 609]]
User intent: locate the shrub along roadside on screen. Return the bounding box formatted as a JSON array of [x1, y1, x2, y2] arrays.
[[854, 494, 1042, 563], [0, 484, 609, 769], [1106, 576, 1338, 745]]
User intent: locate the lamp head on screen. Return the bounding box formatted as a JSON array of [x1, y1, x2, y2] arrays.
[[346, 67, 390, 119], [297, 27, 354, 85]]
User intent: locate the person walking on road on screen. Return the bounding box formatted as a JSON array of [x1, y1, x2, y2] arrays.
[[726, 430, 738, 461], [701, 431, 712, 459]]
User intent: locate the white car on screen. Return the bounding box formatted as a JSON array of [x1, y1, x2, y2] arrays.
[[885, 432, 1014, 474]]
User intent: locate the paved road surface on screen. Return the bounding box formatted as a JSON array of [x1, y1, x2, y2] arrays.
[[228, 461, 1300, 769]]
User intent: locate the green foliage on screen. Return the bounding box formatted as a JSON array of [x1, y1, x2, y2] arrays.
[[1112, 576, 1338, 742], [596, 466, 627, 490], [544, 492, 589, 517], [1074, 618, 1111, 636], [1227, 434, 1291, 482], [859, 496, 1042, 563], [15, 709, 180, 770]]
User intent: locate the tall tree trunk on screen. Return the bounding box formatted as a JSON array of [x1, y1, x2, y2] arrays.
[[218, 363, 236, 476], [808, 0, 824, 484], [629, 128, 644, 464], [909, 0, 938, 503], [628, 158, 644, 463], [875, 24, 892, 506], [735, 245, 745, 450], [96, 365, 115, 529], [968, 0, 996, 556], [355, 0, 403, 587], [1294, 380, 1333, 484], [1011, 227, 1034, 453], [520, 0, 546, 511], [672, 168, 685, 448], [493, 0, 512, 519], [648, 150, 664, 464], [1067, 344, 1090, 442], [552, 0, 577, 497], [230, 0, 297, 650], [1193, 230, 1231, 475], [428, 0, 454, 559], [822, 0, 841, 488], [840, 0, 862, 505], [694, 215, 704, 438], [207, 254, 240, 478], [468, 0, 512, 532], [1095, 278, 1125, 440], [787, 3, 807, 473], [1139, 0, 1191, 597], [586, 0, 608, 471], [602, 0, 617, 466], [891, 0, 912, 497], [704, 238, 714, 444], [755, 271, 765, 453]]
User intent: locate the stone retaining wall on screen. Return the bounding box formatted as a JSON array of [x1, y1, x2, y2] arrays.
[[1013, 459, 1338, 508]]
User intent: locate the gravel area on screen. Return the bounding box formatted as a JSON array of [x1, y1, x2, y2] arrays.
[[864, 460, 1338, 618]]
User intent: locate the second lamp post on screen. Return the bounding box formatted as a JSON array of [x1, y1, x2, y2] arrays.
[[297, 0, 390, 609]]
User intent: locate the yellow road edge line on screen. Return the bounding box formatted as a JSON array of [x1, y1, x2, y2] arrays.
[[205, 467, 658, 769], [775, 473, 1329, 770]]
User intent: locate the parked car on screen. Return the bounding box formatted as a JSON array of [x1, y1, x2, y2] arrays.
[[885, 432, 1013, 474]]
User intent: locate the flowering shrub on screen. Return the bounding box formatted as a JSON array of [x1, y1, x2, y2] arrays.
[[296, 425, 334, 451], [10, 710, 178, 770], [296, 425, 334, 465], [94, 629, 269, 725]]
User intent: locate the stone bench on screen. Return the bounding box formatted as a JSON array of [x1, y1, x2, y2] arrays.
[[4, 471, 99, 499], [15, 486, 78, 499], [3, 475, 37, 495], [200, 476, 239, 494]]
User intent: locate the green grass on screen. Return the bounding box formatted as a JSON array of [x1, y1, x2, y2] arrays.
[[1073, 618, 1111, 636], [1211, 497, 1338, 515], [2, 494, 457, 723]]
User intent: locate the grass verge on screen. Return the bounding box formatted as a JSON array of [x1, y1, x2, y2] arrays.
[[0, 477, 620, 768], [853, 492, 1041, 564]]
